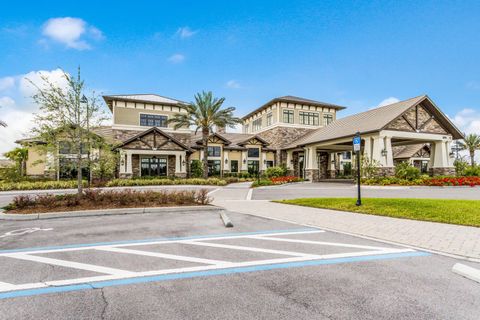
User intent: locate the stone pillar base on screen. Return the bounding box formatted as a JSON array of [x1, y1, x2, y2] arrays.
[[327, 170, 336, 179], [174, 172, 187, 178], [304, 169, 319, 182], [430, 167, 455, 176], [119, 173, 133, 179], [286, 169, 294, 176], [377, 167, 395, 177]]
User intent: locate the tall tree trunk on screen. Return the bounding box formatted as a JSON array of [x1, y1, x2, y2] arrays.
[[471, 149, 476, 167], [202, 127, 209, 179]]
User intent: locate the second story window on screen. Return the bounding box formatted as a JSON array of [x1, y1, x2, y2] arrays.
[[140, 114, 168, 127], [247, 148, 259, 158], [252, 118, 262, 132], [207, 146, 221, 157], [299, 111, 319, 125], [283, 109, 294, 124], [244, 124, 249, 133], [323, 114, 333, 126], [266, 113, 272, 126]]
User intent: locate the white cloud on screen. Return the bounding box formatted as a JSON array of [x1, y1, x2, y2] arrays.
[[226, 80, 241, 89], [168, 53, 185, 64], [42, 17, 103, 50], [175, 27, 197, 39], [0, 69, 70, 155], [452, 108, 480, 135], [0, 77, 15, 91], [19, 69, 68, 99], [376, 97, 400, 108]]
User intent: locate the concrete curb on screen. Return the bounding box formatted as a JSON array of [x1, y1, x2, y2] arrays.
[[219, 211, 234, 228], [0, 205, 222, 221], [452, 263, 480, 283]]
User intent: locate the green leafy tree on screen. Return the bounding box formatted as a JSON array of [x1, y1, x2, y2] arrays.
[[168, 91, 242, 178], [4, 147, 28, 177], [29, 67, 106, 196], [190, 159, 204, 178], [91, 147, 118, 181], [360, 156, 380, 179], [458, 133, 480, 166]]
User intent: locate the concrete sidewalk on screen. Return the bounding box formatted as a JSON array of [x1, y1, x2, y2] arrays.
[[213, 184, 480, 261]]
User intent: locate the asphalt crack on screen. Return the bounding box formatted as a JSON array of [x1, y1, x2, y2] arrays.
[[98, 287, 109, 320]]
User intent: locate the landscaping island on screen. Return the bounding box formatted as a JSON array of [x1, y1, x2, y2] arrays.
[[3, 189, 211, 214], [276, 198, 480, 227]]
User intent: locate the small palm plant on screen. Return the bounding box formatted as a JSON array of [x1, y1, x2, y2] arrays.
[[459, 133, 480, 166], [0, 120, 6, 127], [168, 91, 241, 178]]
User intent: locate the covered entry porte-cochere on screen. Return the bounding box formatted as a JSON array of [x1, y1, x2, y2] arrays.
[[283, 95, 464, 182]]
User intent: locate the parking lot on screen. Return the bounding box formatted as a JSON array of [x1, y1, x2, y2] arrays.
[[0, 208, 479, 319]]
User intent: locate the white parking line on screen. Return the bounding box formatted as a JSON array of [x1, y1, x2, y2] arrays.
[[5, 253, 136, 276], [0, 229, 420, 295], [96, 247, 230, 265], [248, 235, 388, 250]]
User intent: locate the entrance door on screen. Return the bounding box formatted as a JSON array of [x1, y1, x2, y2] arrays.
[[141, 157, 167, 177], [248, 160, 260, 175], [298, 155, 304, 178]]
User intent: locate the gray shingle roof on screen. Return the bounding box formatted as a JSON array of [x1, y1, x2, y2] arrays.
[[393, 144, 429, 159], [286, 95, 428, 148]]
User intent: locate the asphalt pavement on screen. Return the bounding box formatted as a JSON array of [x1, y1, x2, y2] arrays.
[[0, 208, 479, 319]]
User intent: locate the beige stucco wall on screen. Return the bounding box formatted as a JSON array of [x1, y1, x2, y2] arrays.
[[266, 152, 275, 161], [26, 146, 46, 176], [114, 106, 188, 129]]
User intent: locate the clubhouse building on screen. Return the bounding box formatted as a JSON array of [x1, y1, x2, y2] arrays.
[[19, 94, 463, 181]]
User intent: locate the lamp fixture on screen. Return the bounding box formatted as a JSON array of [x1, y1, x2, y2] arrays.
[[225, 159, 228, 164], [182, 160, 186, 166], [263, 159, 267, 164], [243, 158, 246, 164], [381, 149, 388, 157]]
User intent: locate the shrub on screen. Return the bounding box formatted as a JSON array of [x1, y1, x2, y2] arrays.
[[5, 189, 212, 213], [395, 162, 421, 181], [264, 166, 287, 178], [463, 166, 480, 177], [0, 180, 85, 191], [454, 159, 469, 176], [360, 156, 380, 179], [105, 178, 228, 187], [12, 195, 34, 209], [190, 160, 204, 178]]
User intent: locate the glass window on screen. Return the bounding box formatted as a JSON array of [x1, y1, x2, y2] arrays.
[[342, 151, 351, 160], [248, 160, 259, 175], [266, 160, 274, 168], [141, 157, 167, 177], [299, 111, 319, 125], [252, 118, 262, 131], [283, 110, 294, 124], [59, 142, 88, 154], [323, 114, 333, 126], [244, 124, 249, 133], [207, 160, 221, 176], [207, 146, 221, 157], [230, 160, 238, 173], [266, 113, 272, 126], [140, 114, 168, 127], [247, 148, 259, 158]]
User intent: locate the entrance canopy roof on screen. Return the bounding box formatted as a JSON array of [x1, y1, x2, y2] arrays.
[[286, 95, 463, 149]]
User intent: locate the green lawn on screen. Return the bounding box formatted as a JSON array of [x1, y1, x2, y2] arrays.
[[275, 198, 480, 227]]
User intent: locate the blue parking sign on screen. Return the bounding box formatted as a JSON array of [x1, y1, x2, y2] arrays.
[[353, 135, 361, 152]]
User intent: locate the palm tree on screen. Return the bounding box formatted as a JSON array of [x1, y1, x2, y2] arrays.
[[459, 133, 480, 166], [0, 120, 6, 127], [168, 91, 241, 178]]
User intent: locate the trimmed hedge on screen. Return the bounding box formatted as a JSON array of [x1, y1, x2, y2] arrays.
[[106, 178, 228, 187], [0, 180, 86, 191]]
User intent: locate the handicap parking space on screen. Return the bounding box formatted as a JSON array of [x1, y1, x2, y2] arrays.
[[0, 227, 425, 299], [0, 210, 479, 320]]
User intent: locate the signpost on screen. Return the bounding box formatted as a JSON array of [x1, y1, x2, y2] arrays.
[[353, 132, 362, 206]]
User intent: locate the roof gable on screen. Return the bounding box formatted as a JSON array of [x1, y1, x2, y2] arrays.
[[114, 127, 192, 151], [286, 95, 463, 148]]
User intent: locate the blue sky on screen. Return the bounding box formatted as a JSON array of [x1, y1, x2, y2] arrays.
[[1, 0, 480, 153]]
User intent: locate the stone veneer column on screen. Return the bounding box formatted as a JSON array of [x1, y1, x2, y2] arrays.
[[327, 152, 336, 179], [430, 140, 455, 176], [304, 146, 319, 182]]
